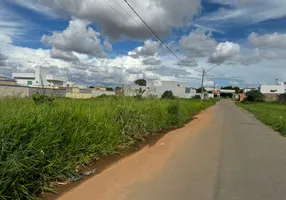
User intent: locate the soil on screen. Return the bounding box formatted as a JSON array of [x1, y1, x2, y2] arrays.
[[42, 107, 214, 200]]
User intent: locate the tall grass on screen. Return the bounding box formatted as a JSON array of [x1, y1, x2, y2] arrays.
[[0, 97, 214, 199], [238, 102, 286, 136]]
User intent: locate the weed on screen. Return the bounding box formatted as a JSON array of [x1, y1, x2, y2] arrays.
[[0, 98, 215, 199]]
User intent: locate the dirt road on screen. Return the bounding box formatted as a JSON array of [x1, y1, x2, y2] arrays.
[[57, 100, 286, 200]]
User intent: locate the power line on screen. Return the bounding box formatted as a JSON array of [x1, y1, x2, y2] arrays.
[[205, 64, 218, 74], [113, 0, 143, 28], [101, 0, 135, 28], [123, 0, 194, 68]]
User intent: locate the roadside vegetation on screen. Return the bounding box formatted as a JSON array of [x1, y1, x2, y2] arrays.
[[238, 90, 286, 136], [0, 97, 215, 199]]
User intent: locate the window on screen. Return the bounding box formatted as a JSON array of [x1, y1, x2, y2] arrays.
[[27, 81, 32, 85], [185, 87, 191, 93], [270, 90, 277, 93]]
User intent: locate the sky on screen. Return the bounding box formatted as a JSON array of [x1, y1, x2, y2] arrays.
[[0, 0, 286, 88]]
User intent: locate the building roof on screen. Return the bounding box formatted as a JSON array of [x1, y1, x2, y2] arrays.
[[46, 75, 67, 82], [12, 73, 35, 79], [220, 89, 236, 93]]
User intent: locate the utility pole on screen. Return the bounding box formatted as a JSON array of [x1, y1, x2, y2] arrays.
[[200, 69, 205, 102]]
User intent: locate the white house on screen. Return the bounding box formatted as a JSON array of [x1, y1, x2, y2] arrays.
[[124, 80, 196, 98], [243, 88, 256, 93], [260, 85, 286, 94], [12, 66, 67, 87]]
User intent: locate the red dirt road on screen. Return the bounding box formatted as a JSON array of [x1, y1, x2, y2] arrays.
[[55, 106, 215, 200]]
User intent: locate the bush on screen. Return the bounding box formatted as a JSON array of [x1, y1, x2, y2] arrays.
[[192, 95, 201, 99], [245, 90, 264, 102], [278, 94, 286, 104], [161, 91, 175, 99], [32, 92, 55, 105]]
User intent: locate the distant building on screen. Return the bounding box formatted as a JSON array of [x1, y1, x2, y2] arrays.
[[124, 80, 197, 99], [260, 85, 285, 94], [243, 88, 256, 93], [12, 66, 67, 87], [260, 83, 286, 102]]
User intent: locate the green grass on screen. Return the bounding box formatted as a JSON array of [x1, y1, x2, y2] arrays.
[[238, 102, 286, 136], [0, 97, 215, 199]]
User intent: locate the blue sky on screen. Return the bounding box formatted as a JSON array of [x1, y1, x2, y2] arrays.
[[1, 0, 286, 87]]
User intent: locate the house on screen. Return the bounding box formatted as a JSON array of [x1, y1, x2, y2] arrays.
[[260, 84, 286, 101], [260, 84, 286, 94], [243, 88, 256, 93], [12, 66, 67, 87], [124, 80, 196, 98], [219, 89, 236, 98]]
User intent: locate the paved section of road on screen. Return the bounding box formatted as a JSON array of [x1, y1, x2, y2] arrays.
[[57, 100, 286, 200]]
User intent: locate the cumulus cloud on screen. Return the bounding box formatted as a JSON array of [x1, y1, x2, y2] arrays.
[[177, 57, 198, 67], [239, 48, 282, 66], [0, 53, 7, 66], [103, 38, 112, 51], [179, 29, 217, 57], [50, 48, 79, 62], [128, 40, 160, 58], [126, 67, 142, 74], [248, 32, 286, 49], [142, 56, 162, 65], [11, 0, 201, 40], [145, 65, 189, 77], [208, 42, 240, 65], [41, 18, 106, 58]]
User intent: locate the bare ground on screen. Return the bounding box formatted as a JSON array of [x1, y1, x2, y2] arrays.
[[47, 106, 215, 200]]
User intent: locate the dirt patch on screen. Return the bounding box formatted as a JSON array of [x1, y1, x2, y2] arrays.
[[43, 106, 215, 200]]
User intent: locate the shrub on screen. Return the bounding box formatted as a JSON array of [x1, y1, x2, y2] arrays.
[[161, 91, 175, 99], [192, 95, 201, 99], [32, 92, 55, 105], [278, 94, 286, 104], [245, 90, 264, 102]]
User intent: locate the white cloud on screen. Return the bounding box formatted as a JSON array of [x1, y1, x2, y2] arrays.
[[128, 40, 160, 58], [248, 32, 286, 49], [103, 38, 112, 51], [11, 0, 201, 40], [197, 0, 286, 33], [208, 42, 240, 65], [142, 56, 162, 65], [177, 57, 198, 67], [179, 29, 217, 57], [126, 67, 142, 74], [41, 18, 107, 58], [50, 48, 79, 62], [0, 3, 31, 43]]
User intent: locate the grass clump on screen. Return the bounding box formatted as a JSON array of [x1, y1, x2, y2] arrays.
[[237, 102, 286, 136], [0, 97, 215, 199]]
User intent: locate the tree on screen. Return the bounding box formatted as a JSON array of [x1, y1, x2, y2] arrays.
[[278, 94, 286, 104], [245, 90, 264, 102], [89, 86, 95, 89], [106, 87, 114, 91], [196, 87, 206, 93], [221, 86, 233, 90], [233, 86, 241, 94], [115, 86, 122, 91], [135, 87, 145, 99], [161, 90, 175, 99], [134, 79, 146, 86]]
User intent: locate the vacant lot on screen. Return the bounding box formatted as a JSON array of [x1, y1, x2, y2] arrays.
[[238, 102, 286, 136], [0, 97, 215, 200]]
